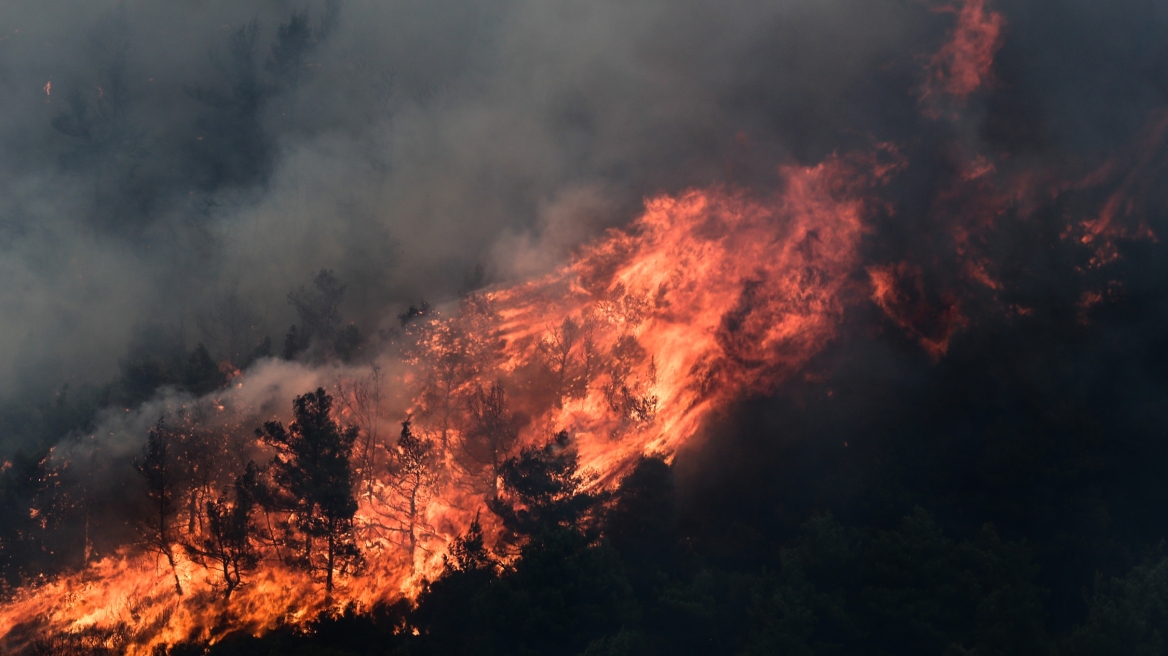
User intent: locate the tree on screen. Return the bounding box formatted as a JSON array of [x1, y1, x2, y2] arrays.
[[604, 456, 679, 587], [407, 294, 502, 449], [488, 430, 605, 539], [335, 365, 385, 502], [539, 316, 600, 407], [186, 20, 273, 189], [266, 4, 340, 122], [285, 269, 356, 360], [256, 388, 361, 593], [197, 289, 263, 368], [459, 381, 520, 501], [384, 421, 440, 569], [184, 344, 227, 396], [51, 7, 146, 233], [184, 462, 260, 600], [134, 419, 183, 595], [602, 334, 658, 425], [444, 516, 496, 575]]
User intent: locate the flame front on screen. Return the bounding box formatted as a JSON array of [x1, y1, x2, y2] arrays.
[[0, 152, 895, 653]]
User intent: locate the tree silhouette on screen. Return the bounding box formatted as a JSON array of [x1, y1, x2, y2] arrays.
[[384, 421, 440, 569], [408, 294, 502, 449], [184, 462, 260, 600], [134, 419, 183, 595], [186, 20, 272, 189], [335, 364, 386, 502], [459, 381, 520, 501], [285, 269, 351, 359], [489, 431, 605, 538], [257, 388, 361, 593]]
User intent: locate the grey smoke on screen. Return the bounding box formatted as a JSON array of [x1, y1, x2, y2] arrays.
[[0, 0, 1163, 440]]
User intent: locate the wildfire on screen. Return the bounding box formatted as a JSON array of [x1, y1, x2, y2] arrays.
[[1, 1, 1163, 652], [0, 149, 902, 653]]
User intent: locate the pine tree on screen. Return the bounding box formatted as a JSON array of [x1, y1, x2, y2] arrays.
[[134, 419, 183, 595], [257, 388, 361, 593], [385, 421, 440, 569]]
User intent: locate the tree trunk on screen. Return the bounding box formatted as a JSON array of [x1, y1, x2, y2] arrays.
[[408, 486, 418, 570], [166, 549, 183, 596], [326, 531, 335, 593]]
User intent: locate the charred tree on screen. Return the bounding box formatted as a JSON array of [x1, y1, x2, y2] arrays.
[[335, 364, 385, 502], [408, 294, 503, 450], [257, 388, 361, 593], [539, 316, 580, 407], [384, 421, 440, 569], [134, 419, 184, 595], [459, 381, 520, 501], [184, 462, 260, 600]]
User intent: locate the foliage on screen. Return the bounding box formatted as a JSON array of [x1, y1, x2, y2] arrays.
[[256, 388, 362, 592], [488, 430, 606, 539], [183, 462, 260, 600]]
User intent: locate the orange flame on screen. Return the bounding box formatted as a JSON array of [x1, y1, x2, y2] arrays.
[[0, 150, 902, 653], [921, 0, 1005, 111]]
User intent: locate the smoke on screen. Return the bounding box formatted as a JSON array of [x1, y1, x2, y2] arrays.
[[0, 0, 1161, 507], [0, 0, 1160, 504], [0, 0, 934, 403]]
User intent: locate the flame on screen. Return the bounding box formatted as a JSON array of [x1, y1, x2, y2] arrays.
[[921, 0, 1005, 111], [868, 262, 968, 359], [0, 150, 902, 653]]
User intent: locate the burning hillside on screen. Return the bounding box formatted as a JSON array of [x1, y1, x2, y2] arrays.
[[0, 145, 904, 653], [2, 0, 1168, 653]]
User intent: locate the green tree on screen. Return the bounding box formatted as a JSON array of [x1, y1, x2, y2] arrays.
[[1070, 554, 1168, 656]]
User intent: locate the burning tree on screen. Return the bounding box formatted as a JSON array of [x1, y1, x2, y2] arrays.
[[335, 364, 385, 502], [602, 334, 658, 425], [383, 421, 440, 569], [407, 294, 503, 449], [184, 462, 260, 600], [538, 316, 602, 407], [133, 419, 183, 596], [257, 388, 361, 593], [458, 381, 520, 501]]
